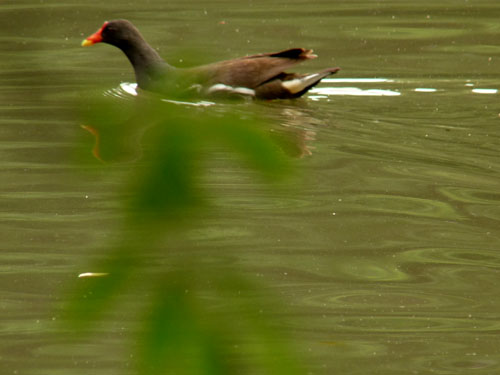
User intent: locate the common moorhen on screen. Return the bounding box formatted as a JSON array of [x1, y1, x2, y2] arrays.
[[82, 19, 340, 99]]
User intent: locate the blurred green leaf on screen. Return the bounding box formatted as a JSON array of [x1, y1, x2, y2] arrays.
[[130, 120, 202, 223], [66, 88, 305, 374], [201, 113, 291, 181], [138, 280, 229, 375]]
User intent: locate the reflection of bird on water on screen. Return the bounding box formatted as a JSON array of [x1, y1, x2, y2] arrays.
[[80, 89, 156, 163], [81, 122, 147, 163], [81, 19, 340, 100], [81, 84, 325, 162], [81, 108, 310, 163]]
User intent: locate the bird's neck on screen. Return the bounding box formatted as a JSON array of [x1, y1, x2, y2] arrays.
[[121, 41, 173, 89]]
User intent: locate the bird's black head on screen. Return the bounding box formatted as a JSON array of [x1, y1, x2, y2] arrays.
[[82, 19, 143, 49]]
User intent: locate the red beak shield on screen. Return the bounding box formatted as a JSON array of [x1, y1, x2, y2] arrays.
[[81, 22, 108, 46]]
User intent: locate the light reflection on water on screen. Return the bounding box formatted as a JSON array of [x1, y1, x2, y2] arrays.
[[108, 79, 500, 103], [311, 78, 500, 98]]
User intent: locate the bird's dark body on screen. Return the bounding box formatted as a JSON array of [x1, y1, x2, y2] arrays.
[[83, 19, 340, 99]]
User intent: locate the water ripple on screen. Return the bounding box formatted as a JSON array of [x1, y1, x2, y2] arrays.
[[341, 194, 462, 219]]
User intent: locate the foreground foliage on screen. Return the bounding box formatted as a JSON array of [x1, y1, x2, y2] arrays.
[[65, 92, 304, 374]]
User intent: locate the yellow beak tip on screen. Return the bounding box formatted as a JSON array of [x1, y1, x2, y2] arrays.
[[81, 39, 94, 47]]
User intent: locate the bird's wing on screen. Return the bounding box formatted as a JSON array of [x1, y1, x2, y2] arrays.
[[189, 48, 317, 89]]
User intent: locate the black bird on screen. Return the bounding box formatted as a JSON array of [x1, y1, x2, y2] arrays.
[[82, 19, 340, 99]]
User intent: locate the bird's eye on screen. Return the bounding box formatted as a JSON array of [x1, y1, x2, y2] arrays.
[[103, 24, 116, 34]]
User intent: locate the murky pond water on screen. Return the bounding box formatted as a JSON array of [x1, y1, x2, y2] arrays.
[[2, 1, 500, 374]]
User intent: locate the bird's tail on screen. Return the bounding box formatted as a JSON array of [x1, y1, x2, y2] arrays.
[[282, 67, 340, 97]]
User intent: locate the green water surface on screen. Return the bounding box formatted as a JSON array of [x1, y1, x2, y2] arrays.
[[1, 1, 500, 374]]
